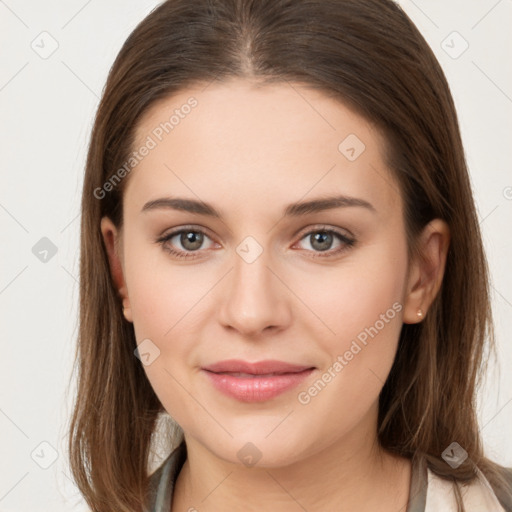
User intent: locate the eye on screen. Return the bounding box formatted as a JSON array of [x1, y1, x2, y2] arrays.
[[156, 225, 356, 260], [293, 226, 356, 258], [156, 226, 217, 259]]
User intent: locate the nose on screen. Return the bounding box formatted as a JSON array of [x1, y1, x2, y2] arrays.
[[217, 248, 292, 337]]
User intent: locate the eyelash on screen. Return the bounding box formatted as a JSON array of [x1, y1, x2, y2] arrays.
[[155, 225, 356, 260]]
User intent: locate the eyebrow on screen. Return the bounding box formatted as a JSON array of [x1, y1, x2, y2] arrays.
[[141, 194, 376, 217]]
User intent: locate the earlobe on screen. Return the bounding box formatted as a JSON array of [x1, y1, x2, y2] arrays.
[[403, 219, 450, 324], [100, 216, 133, 323]]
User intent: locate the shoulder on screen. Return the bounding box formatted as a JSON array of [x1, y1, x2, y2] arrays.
[[425, 464, 512, 512]]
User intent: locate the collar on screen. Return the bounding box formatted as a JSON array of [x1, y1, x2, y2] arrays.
[[147, 442, 508, 512]]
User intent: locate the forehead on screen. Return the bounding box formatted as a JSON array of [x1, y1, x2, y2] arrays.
[[126, 79, 401, 219]]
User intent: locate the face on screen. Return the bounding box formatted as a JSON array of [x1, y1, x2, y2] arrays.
[[101, 79, 430, 467]]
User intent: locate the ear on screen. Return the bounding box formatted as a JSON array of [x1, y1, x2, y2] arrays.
[[403, 219, 450, 324], [100, 216, 133, 323]]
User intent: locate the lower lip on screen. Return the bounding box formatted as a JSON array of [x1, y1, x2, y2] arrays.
[[202, 368, 315, 402]]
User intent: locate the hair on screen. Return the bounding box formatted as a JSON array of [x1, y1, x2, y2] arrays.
[[68, 0, 511, 510]]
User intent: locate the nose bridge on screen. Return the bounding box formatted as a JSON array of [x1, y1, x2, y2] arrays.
[[217, 243, 290, 335]]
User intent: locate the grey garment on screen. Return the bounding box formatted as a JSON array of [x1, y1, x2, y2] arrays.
[[147, 441, 187, 512], [484, 465, 512, 512], [145, 442, 510, 512], [407, 455, 428, 512]]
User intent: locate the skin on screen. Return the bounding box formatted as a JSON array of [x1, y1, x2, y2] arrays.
[[101, 79, 450, 511]]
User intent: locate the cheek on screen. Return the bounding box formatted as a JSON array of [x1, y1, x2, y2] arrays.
[[296, 238, 407, 351], [123, 239, 215, 424], [125, 258, 204, 428], [123, 229, 212, 340], [292, 237, 407, 429]]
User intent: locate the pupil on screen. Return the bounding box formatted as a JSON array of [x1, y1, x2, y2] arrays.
[[182, 231, 203, 250], [311, 232, 332, 251]]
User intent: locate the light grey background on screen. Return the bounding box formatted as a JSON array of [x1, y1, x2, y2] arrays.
[[1, 1, 511, 510]]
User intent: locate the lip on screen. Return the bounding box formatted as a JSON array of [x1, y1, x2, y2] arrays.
[[201, 359, 315, 402], [202, 359, 314, 374]]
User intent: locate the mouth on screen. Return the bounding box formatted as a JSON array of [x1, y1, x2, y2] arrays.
[[201, 360, 315, 402], [211, 371, 303, 378]]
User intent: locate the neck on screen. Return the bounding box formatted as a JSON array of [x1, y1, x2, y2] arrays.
[[171, 416, 411, 511]]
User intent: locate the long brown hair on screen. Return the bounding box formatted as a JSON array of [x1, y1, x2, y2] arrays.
[[68, 0, 510, 510]]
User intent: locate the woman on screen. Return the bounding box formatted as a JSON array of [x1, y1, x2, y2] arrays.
[[68, 0, 512, 510]]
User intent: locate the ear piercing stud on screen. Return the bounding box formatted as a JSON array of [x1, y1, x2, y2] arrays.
[[417, 309, 423, 318]]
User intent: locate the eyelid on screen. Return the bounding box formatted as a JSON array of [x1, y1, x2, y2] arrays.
[[293, 223, 355, 241], [158, 224, 219, 244]]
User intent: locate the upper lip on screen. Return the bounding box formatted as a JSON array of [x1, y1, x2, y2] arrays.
[[202, 359, 314, 375]]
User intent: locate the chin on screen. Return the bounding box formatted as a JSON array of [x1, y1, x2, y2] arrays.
[[199, 429, 310, 469]]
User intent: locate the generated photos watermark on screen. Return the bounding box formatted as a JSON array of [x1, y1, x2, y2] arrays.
[[94, 96, 198, 199], [297, 301, 403, 405]]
